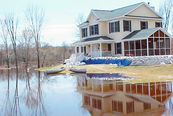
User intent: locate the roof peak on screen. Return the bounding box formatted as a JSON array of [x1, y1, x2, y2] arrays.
[[91, 2, 145, 13], [111, 2, 145, 12]]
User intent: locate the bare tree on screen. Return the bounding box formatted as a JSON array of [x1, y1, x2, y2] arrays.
[[74, 13, 85, 38], [4, 13, 19, 72], [25, 5, 45, 68], [40, 42, 51, 67], [22, 28, 34, 68], [0, 19, 10, 68], [159, 0, 173, 31], [61, 41, 68, 61]]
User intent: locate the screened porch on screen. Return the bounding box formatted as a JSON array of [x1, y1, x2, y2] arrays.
[[124, 29, 171, 56]]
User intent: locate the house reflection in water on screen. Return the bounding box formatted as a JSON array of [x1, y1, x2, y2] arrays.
[[75, 73, 173, 116]]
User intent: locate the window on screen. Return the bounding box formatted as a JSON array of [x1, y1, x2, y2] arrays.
[[84, 96, 90, 105], [126, 101, 134, 113], [77, 47, 79, 53], [144, 103, 151, 110], [108, 44, 111, 51], [123, 20, 131, 31], [82, 28, 87, 38], [115, 42, 122, 54], [81, 46, 86, 53], [109, 21, 120, 33], [112, 101, 123, 113], [155, 22, 162, 27], [141, 21, 148, 30], [90, 24, 99, 36], [92, 98, 102, 110]]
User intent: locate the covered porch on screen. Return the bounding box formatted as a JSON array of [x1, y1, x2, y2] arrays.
[[123, 28, 172, 56], [75, 36, 115, 57]]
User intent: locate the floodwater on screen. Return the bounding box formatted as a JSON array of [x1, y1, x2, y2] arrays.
[[0, 68, 172, 116]]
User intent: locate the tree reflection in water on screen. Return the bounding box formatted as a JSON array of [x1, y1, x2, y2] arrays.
[[11, 69, 22, 116], [0, 68, 48, 116], [32, 71, 47, 116], [1, 70, 11, 116]]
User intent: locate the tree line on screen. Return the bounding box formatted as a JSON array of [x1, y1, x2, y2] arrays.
[[0, 5, 74, 69]]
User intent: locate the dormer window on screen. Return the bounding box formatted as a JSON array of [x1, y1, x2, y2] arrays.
[[109, 21, 120, 33], [123, 20, 131, 32], [141, 21, 148, 30], [90, 24, 99, 36], [155, 22, 162, 27], [82, 27, 87, 38]]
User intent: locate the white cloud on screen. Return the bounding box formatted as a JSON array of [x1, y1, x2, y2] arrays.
[[42, 24, 75, 35], [41, 24, 77, 46]]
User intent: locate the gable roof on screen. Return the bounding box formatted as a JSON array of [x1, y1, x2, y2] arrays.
[[92, 2, 144, 21], [79, 2, 162, 27], [123, 27, 161, 40]]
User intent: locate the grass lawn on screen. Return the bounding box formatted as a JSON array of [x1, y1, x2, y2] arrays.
[[37, 64, 173, 82]]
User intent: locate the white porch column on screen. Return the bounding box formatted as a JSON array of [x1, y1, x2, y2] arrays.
[[100, 42, 102, 57], [82, 44, 84, 54], [112, 42, 115, 56], [90, 44, 92, 57], [147, 39, 149, 56]]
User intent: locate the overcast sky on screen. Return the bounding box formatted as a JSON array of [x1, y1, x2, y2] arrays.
[[0, 0, 162, 46]]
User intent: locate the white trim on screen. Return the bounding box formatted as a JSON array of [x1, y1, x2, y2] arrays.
[[86, 10, 99, 22], [74, 40, 114, 45], [82, 26, 88, 29], [92, 11, 100, 19], [109, 20, 119, 23], [89, 23, 99, 26], [124, 16, 162, 20], [123, 38, 147, 41]]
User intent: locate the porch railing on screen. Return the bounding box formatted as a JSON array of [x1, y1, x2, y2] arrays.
[[87, 51, 112, 57]]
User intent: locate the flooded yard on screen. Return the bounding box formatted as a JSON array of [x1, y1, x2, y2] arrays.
[[0, 68, 172, 116]]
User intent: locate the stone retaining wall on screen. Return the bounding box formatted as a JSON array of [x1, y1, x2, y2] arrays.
[[126, 55, 173, 66]]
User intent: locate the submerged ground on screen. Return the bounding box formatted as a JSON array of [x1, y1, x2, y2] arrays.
[[37, 64, 173, 82]]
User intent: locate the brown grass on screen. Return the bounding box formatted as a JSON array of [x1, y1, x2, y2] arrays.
[[37, 64, 173, 82]]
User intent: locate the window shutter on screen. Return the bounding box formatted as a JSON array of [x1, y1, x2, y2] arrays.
[[97, 24, 99, 34], [115, 43, 117, 54], [140, 21, 142, 30], [109, 23, 111, 33], [129, 21, 131, 32], [118, 21, 120, 32], [86, 28, 88, 37]]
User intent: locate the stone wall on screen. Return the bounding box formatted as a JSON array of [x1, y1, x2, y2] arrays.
[[126, 55, 173, 66]]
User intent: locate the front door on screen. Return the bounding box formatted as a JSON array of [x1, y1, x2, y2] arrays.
[[92, 45, 99, 57]]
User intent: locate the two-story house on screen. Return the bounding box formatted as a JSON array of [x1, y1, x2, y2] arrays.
[[75, 2, 172, 57]]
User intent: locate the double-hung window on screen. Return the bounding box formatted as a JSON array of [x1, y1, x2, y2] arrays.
[[109, 21, 120, 33], [123, 20, 131, 31], [141, 21, 148, 30], [155, 22, 162, 27], [82, 28, 87, 38], [90, 24, 99, 36]]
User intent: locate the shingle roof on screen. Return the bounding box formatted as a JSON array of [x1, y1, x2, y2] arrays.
[[75, 36, 114, 44], [123, 28, 160, 40], [92, 2, 144, 20]]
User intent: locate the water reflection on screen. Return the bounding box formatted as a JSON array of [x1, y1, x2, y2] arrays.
[[0, 69, 173, 116], [76, 73, 173, 116]]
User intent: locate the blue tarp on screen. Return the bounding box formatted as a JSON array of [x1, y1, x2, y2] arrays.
[[81, 58, 131, 66]]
